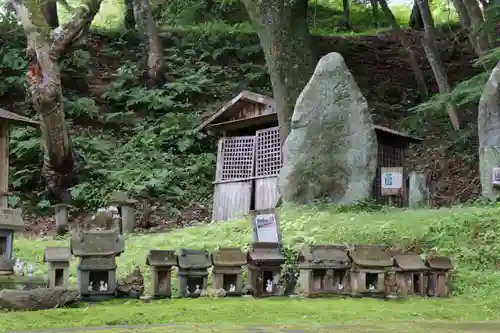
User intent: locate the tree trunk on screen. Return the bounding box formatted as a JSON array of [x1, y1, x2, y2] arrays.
[[133, 0, 165, 85], [370, 0, 379, 27], [12, 0, 103, 208], [0, 287, 79, 310], [242, 0, 315, 144], [409, 1, 424, 30], [124, 0, 136, 29], [415, 0, 460, 131], [461, 0, 490, 57], [378, 0, 428, 101], [343, 0, 352, 29]]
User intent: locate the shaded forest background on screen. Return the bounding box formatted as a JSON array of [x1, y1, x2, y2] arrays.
[[0, 0, 495, 231]]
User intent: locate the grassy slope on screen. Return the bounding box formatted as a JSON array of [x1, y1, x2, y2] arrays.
[[4, 204, 500, 330]]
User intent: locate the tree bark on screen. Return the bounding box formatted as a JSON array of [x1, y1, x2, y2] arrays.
[[369, 0, 379, 27], [409, 1, 424, 30], [11, 0, 103, 206], [342, 0, 352, 29], [378, 0, 428, 101], [133, 0, 165, 85], [461, 0, 490, 57], [0, 287, 79, 310], [415, 0, 460, 131], [124, 0, 136, 29], [242, 0, 315, 145]]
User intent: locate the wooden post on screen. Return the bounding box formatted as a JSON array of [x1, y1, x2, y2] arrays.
[[0, 121, 9, 208]]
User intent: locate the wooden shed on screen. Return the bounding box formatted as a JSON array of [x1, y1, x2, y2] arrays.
[[0, 108, 38, 208], [195, 92, 423, 222]]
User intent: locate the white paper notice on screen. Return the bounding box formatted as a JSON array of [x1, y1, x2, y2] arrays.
[[381, 171, 402, 189], [255, 213, 279, 243]]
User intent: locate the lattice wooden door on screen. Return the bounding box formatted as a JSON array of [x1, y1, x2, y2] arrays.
[[254, 127, 282, 210], [212, 136, 256, 222]]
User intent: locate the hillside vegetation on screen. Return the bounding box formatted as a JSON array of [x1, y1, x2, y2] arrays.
[[0, 0, 482, 232]]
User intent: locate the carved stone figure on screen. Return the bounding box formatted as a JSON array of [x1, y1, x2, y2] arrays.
[[116, 265, 144, 299]]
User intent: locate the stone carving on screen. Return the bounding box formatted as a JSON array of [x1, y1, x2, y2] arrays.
[[116, 265, 145, 299], [278, 52, 377, 204]]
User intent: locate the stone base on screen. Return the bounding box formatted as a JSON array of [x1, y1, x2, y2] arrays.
[[0, 275, 47, 290], [79, 293, 116, 302]]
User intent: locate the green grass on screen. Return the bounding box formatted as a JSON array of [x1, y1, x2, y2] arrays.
[[5, 203, 500, 330]]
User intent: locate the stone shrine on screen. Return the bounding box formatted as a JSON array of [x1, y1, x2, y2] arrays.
[[247, 242, 285, 297], [146, 249, 177, 299], [177, 248, 211, 297], [44, 247, 72, 288], [0, 208, 24, 274], [71, 229, 125, 300], [211, 247, 246, 296]]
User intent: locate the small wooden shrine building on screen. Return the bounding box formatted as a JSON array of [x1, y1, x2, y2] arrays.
[[194, 91, 423, 222], [0, 108, 38, 208]]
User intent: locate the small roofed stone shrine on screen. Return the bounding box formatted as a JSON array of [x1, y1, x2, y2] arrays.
[[392, 252, 428, 297], [211, 247, 247, 296], [71, 229, 125, 300], [425, 255, 453, 297], [146, 249, 177, 299], [247, 242, 285, 297], [0, 208, 24, 274], [298, 245, 351, 297], [44, 247, 72, 288], [177, 248, 211, 297], [194, 92, 424, 222], [348, 245, 393, 297]]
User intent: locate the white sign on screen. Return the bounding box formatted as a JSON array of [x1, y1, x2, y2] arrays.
[[254, 213, 279, 243], [381, 171, 402, 189], [492, 167, 500, 185]]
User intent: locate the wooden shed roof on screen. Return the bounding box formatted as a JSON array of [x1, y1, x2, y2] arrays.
[[194, 91, 275, 132], [194, 93, 422, 144], [0, 108, 38, 127]]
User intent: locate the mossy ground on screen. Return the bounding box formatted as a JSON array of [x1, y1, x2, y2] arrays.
[[4, 203, 500, 330]]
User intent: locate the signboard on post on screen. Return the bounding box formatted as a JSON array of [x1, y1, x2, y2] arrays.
[[251, 208, 282, 244], [380, 167, 403, 196]]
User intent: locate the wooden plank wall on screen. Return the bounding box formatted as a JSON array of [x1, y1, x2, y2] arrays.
[[212, 182, 253, 221]]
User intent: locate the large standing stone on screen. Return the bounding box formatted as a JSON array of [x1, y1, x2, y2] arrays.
[[278, 52, 378, 204], [478, 61, 500, 200]]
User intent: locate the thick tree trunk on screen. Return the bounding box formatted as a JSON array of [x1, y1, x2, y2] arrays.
[[415, 0, 460, 131], [461, 0, 490, 57], [242, 0, 315, 144], [12, 0, 103, 209], [124, 0, 136, 29], [369, 0, 379, 27], [378, 0, 428, 101], [133, 0, 165, 85], [409, 1, 424, 30], [343, 0, 352, 29]]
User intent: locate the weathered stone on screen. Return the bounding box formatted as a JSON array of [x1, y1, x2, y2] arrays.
[[0, 287, 78, 310], [408, 171, 429, 207], [278, 52, 378, 204], [478, 61, 500, 199], [116, 265, 145, 299]]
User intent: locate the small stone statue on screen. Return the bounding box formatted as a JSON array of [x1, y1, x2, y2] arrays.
[[229, 284, 236, 292], [368, 284, 375, 291], [26, 264, 34, 276], [13, 260, 22, 276], [195, 284, 200, 293], [266, 279, 273, 293], [104, 282, 108, 291], [88, 281, 94, 291], [99, 280, 106, 291], [185, 286, 190, 294], [116, 265, 145, 298], [337, 283, 344, 291]]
